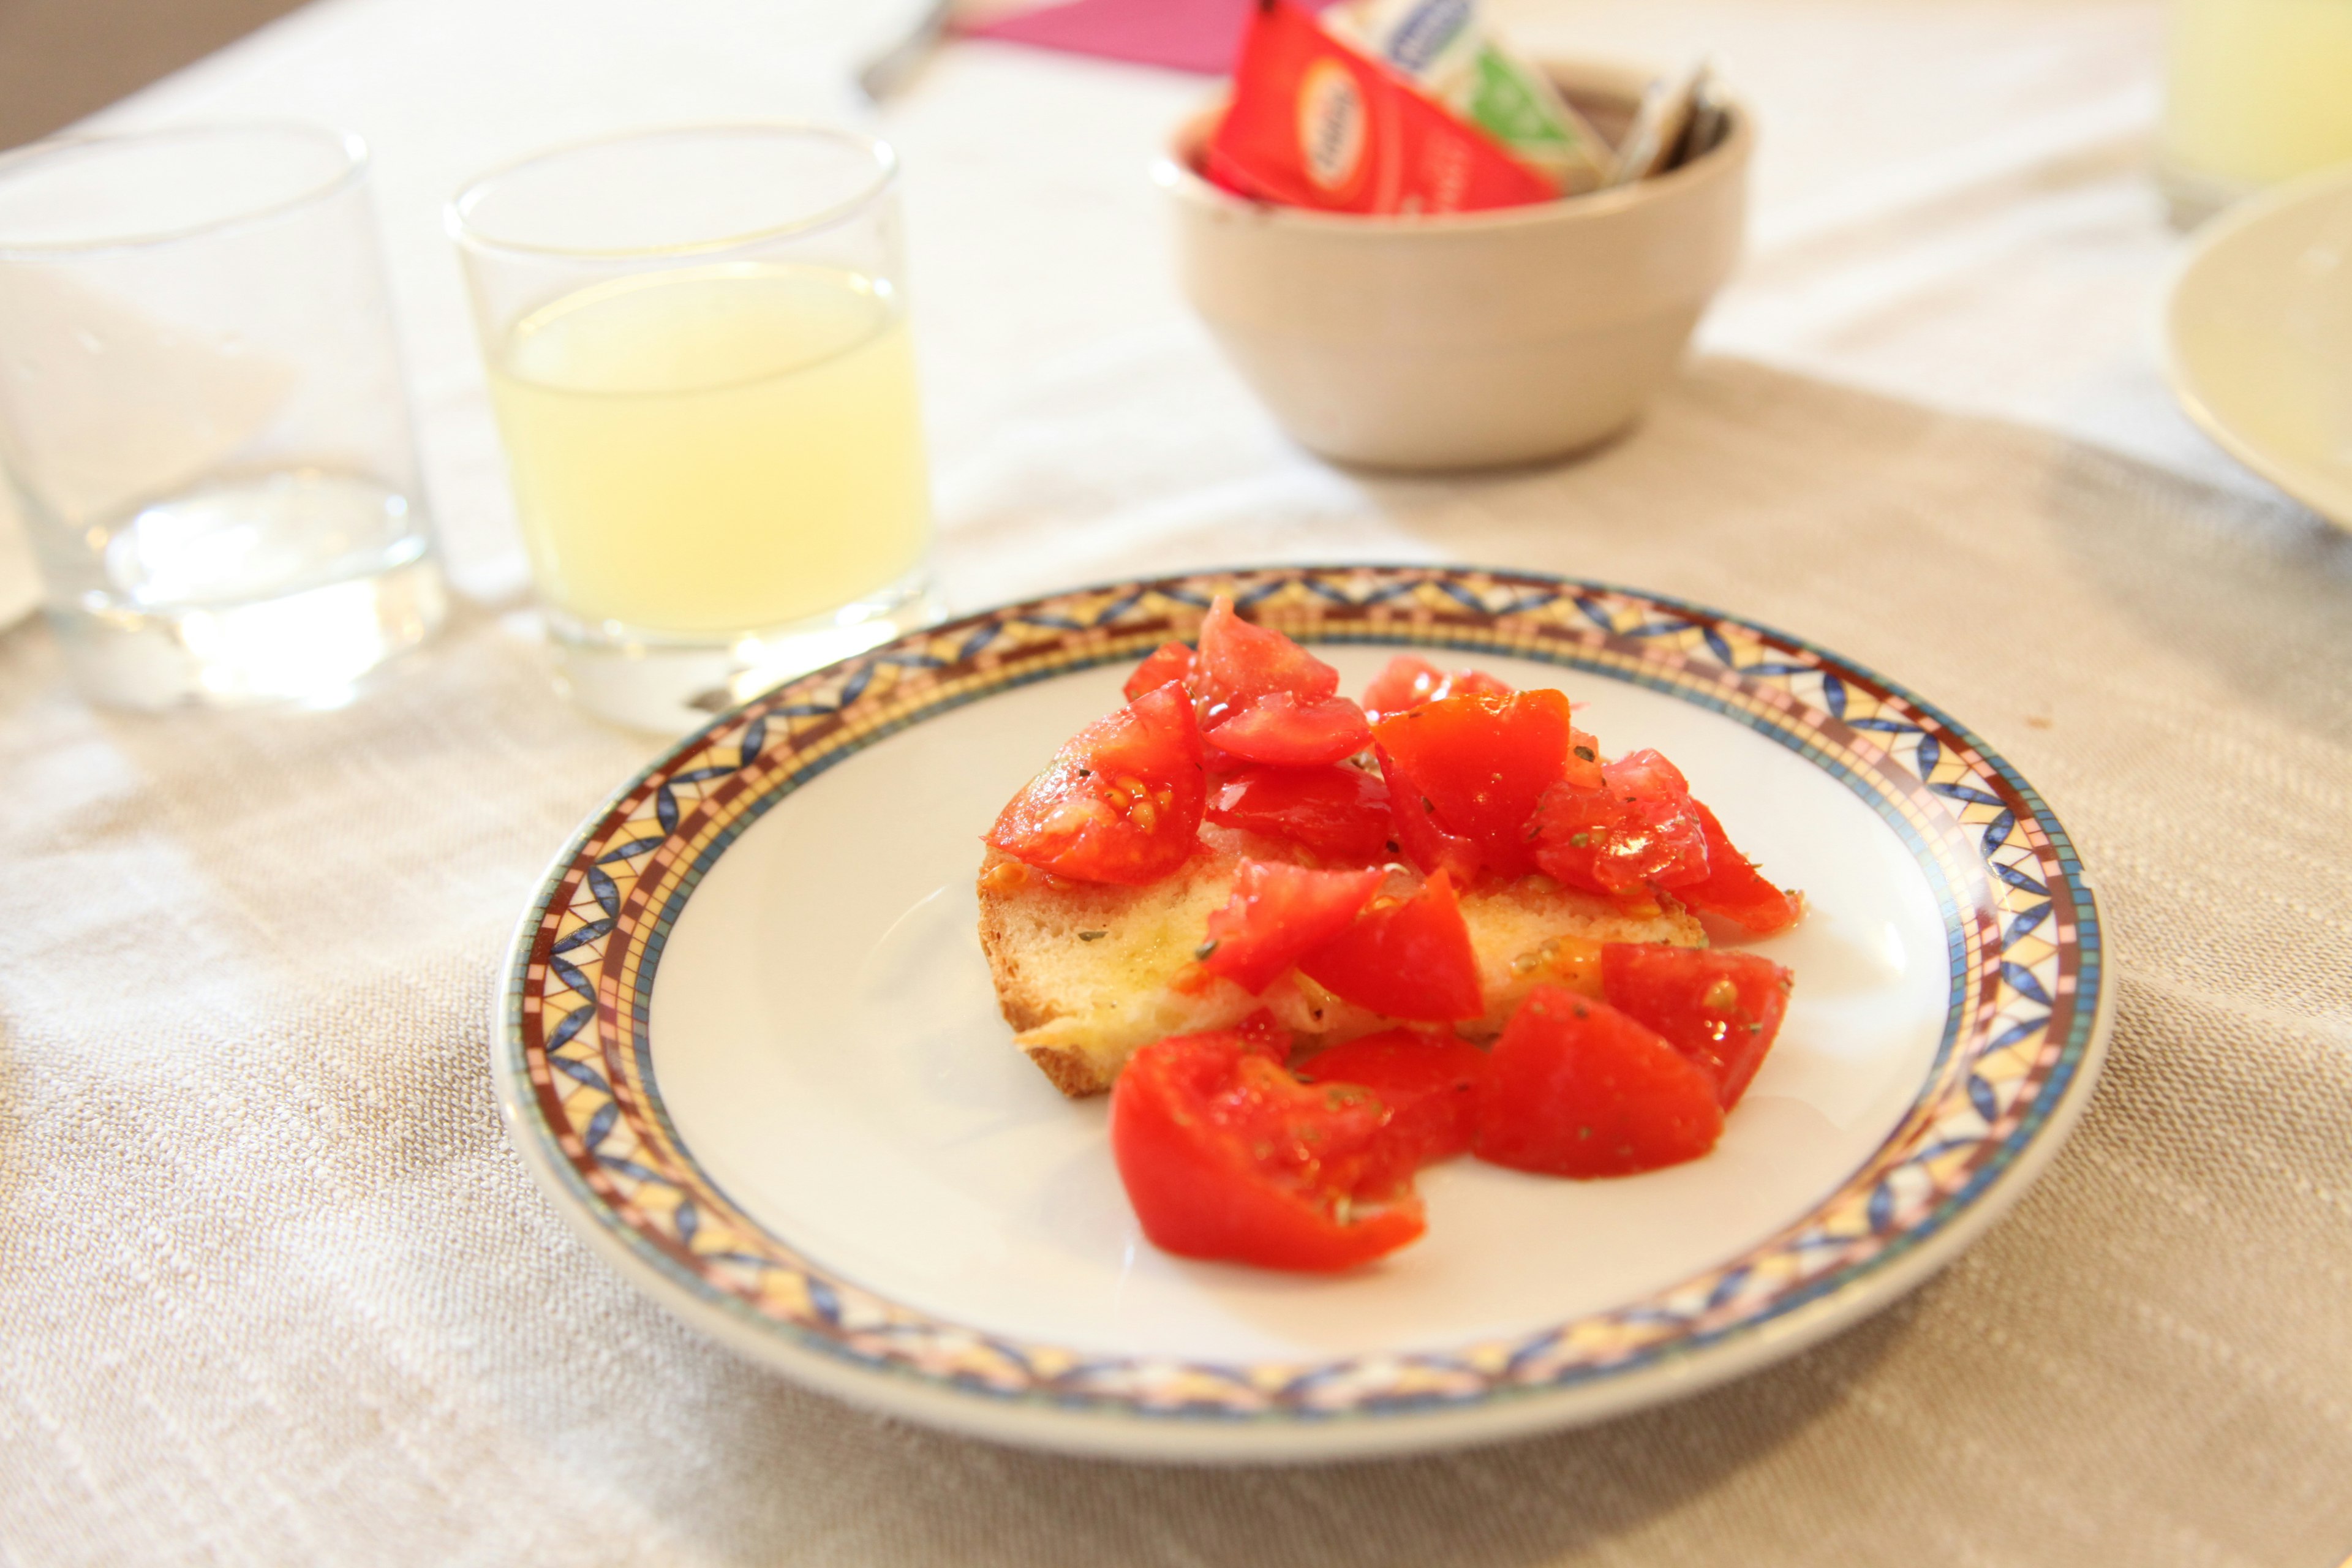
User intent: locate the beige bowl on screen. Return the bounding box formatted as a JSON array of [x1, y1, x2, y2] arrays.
[[1155, 61, 1751, 470]]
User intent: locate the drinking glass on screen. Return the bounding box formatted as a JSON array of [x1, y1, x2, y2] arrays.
[[2160, 0, 2352, 225], [449, 124, 942, 731], [0, 124, 445, 709]]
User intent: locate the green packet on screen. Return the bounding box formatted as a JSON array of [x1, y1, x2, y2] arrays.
[[1320, 0, 1616, 194]]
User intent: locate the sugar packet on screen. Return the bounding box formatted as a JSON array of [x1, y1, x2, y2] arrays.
[[1205, 0, 1559, 215], [1319, 0, 1616, 195], [1605, 58, 1709, 186]]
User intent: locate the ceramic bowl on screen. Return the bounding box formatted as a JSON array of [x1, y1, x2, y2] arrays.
[[1156, 61, 1751, 470]]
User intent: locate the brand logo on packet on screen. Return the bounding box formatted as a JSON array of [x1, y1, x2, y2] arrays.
[[1382, 0, 1469, 74], [1295, 59, 1366, 190]]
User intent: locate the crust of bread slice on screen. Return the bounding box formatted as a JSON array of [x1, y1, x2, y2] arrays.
[[978, 828, 1703, 1098]]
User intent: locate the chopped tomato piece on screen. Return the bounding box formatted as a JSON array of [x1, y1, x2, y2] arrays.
[[1201, 861, 1384, 994], [1360, 654, 1514, 722], [1675, 801, 1804, 935], [1380, 748, 1488, 884], [1473, 986, 1724, 1177], [1362, 654, 1447, 721], [1110, 1031, 1425, 1271], [1123, 640, 1197, 702], [1195, 595, 1341, 723], [1558, 723, 1605, 791], [985, 682, 1205, 885], [1298, 870, 1483, 1022], [1298, 1029, 1490, 1174], [1531, 749, 1710, 894], [1602, 943, 1792, 1109], [1372, 690, 1577, 879], [1207, 764, 1394, 864], [1205, 692, 1372, 767], [1198, 737, 1252, 777]]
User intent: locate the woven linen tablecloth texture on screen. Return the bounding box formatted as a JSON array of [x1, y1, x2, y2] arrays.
[[4, 0, 2350, 1564]]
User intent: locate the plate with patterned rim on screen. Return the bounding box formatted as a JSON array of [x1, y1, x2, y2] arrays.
[[494, 565, 2109, 1460]]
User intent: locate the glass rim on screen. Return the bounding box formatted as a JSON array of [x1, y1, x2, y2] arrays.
[[445, 121, 899, 263], [0, 123, 369, 260]]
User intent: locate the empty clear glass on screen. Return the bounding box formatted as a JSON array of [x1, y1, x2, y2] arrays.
[[0, 124, 445, 709]]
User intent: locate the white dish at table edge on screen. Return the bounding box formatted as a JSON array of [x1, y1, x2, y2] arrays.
[[493, 565, 2111, 1461], [2161, 162, 2352, 531]]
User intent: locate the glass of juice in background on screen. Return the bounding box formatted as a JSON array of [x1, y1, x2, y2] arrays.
[[2160, 0, 2352, 225], [0, 124, 445, 709], [449, 124, 939, 731]]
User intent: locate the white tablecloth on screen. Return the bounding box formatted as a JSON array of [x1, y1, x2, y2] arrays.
[[5, 3, 2350, 1564]]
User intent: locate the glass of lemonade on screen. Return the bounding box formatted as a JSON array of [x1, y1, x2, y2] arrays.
[[2160, 0, 2352, 225], [449, 124, 940, 730]]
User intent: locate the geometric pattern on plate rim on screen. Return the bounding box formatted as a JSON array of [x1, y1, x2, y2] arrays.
[[500, 564, 2103, 1422]]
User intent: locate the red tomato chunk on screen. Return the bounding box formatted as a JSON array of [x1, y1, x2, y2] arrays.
[[1378, 745, 1487, 885], [1298, 1029, 1491, 1173], [1201, 861, 1384, 995], [1122, 640, 1197, 702], [1194, 595, 1341, 719], [1206, 764, 1393, 864], [1531, 749, 1710, 894], [1128, 597, 1376, 771], [1474, 985, 1724, 1178], [1675, 800, 1804, 935], [1373, 689, 1577, 880], [1359, 654, 1515, 722], [1602, 942, 1792, 1109], [1205, 692, 1372, 767], [986, 682, 1205, 885], [1110, 1031, 1425, 1271], [1298, 870, 1483, 1023]]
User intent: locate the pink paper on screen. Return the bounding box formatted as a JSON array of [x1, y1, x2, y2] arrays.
[[962, 0, 1261, 77]]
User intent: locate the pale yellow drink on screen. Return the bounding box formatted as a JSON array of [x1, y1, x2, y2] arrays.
[[2164, 0, 2352, 205], [488, 262, 930, 637]]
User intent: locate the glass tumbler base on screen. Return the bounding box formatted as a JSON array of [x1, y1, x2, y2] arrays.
[[2155, 157, 2256, 230], [548, 573, 946, 734], [50, 552, 449, 710]]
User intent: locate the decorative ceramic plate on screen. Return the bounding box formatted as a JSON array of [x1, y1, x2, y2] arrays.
[[2163, 164, 2352, 531], [494, 566, 2109, 1461]]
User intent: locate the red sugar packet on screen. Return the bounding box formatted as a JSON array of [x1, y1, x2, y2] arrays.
[[1204, 0, 1556, 215]]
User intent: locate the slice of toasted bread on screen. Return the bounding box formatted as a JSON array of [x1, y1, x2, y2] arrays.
[[977, 827, 1703, 1096]]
